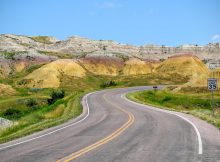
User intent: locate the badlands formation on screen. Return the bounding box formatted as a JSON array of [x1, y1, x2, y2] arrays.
[[0, 34, 219, 89]]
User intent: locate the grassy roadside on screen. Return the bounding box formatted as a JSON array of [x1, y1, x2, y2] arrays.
[[127, 90, 220, 129], [0, 91, 84, 143], [0, 72, 188, 144]]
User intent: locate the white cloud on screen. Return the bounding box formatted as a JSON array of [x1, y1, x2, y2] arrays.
[[211, 34, 220, 41], [97, 2, 116, 9]]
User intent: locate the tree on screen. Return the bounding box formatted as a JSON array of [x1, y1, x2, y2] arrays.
[[47, 89, 65, 105]]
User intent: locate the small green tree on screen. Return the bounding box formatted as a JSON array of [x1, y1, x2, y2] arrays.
[[3, 108, 22, 119], [47, 89, 65, 105], [26, 98, 38, 110], [100, 81, 117, 88], [26, 99, 37, 107]]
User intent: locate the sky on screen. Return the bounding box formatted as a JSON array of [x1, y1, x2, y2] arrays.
[[0, 0, 220, 46]]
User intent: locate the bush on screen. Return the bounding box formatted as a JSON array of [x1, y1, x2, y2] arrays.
[[26, 99, 38, 110], [162, 96, 172, 102], [3, 108, 22, 119], [30, 36, 52, 44], [100, 81, 117, 88], [47, 89, 65, 105]]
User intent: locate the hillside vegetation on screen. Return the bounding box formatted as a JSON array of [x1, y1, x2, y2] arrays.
[[24, 59, 86, 88], [127, 90, 220, 129], [155, 55, 209, 81], [17, 55, 210, 88], [0, 52, 218, 143]]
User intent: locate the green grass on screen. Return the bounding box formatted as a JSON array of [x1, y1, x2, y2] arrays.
[[0, 51, 27, 59], [0, 66, 190, 143], [127, 90, 220, 129], [25, 64, 46, 74], [112, 52, 129, 61], [0, 91, 84, 143], [19, 43, 32, 47], [38, 51, 73, 59], [30, 36, 53, 44], [0, 73, 86, 143]]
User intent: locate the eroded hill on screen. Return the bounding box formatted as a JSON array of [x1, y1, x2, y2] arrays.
[[0, 34, 219, 92], [1, 34, 220, 63], [15, 55, 211, 89]]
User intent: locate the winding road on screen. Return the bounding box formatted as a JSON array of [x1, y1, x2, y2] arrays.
[[0, 86, 220, 162]]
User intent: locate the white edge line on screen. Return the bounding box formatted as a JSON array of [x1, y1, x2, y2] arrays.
[[121, 93, 203, 155], [0, 92, 93, 151]]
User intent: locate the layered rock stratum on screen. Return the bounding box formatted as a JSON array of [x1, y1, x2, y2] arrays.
[[0, 34, 220, 62], [0, 34, 219, 89]]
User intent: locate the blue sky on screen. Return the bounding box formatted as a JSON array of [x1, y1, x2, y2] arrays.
[[0, 0, 220, 46]]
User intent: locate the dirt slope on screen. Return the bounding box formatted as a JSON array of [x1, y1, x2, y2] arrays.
[[79, 56, 124, 76], [22, 55, 211, 88], [24, 59, 86, 88], [0, 83, 16, 96], [155, 54, 209, 83], [123, 58, 153, 75]]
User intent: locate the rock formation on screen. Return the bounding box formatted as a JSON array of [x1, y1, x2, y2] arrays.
[[0, 34, 220, 63]]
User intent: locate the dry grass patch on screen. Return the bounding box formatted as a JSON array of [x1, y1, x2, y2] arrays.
[[24, 59, 86, 88], [44, 104, 65, 119], [123, 58, 153, 75], [0, 84, 16, 96], [155, 55, 209, 83]]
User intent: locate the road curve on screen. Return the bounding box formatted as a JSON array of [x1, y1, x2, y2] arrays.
[[0, 86, 219, 162]]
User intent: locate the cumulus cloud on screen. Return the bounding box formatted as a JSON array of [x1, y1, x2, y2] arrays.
[[211, 34, 220, 41]]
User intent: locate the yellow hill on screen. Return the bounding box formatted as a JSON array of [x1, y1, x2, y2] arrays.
[[123, 58, 153, 75], [79, 57, 124, 76], [0, 61, 11, 78], [14, 62, 27, 72], [25, 59, 86, 88], [155, 55, 209, 84], [0, 83, 16, 96]]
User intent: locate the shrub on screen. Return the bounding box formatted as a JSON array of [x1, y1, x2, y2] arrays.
[[47, 89, 65, 105], [162, 96, 172, 102], [159, 58, 165, 62], [0, 51, 16, 59], [3, 108, 22, 119], [100, 81, 117, 88], [26, 99, 37, 109], [147, 91, 154, 95]]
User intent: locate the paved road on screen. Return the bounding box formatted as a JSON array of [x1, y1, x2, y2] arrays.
[[0, 86, 220, 162]]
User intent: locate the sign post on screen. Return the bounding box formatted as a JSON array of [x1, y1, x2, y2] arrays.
[[208, 78, 218, 116], [208, 62, 218, 116]]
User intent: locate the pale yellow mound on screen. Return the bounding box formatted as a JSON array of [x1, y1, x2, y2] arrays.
[[0, 62, 11, 78], [0, 83, 16, 96], [14, 62, 26, 72], [80, 57, 124, 76], [25, 59, 86, 88], [44, 104, 65, 119], [156, 55, 209, 84], [123, 58, 153, 75]]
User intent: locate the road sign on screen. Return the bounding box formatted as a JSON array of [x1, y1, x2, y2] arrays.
[[208, 78, 218, 116], [208, 78, 218, 91]]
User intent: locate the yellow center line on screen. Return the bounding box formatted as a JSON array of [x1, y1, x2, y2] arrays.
[[56, 94, 135, 162]]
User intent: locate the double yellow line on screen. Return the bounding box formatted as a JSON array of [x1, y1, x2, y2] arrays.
[[57, 95, 135, 162]]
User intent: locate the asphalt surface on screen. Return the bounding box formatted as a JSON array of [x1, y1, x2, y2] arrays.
[[0, 86, 220, 162]]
